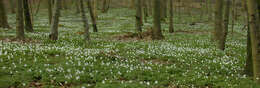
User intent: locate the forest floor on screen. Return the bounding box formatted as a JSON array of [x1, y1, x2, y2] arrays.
[[0, 8, 256, 88]]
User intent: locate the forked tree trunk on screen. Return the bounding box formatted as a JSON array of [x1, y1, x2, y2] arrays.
[[220, 0, 231, 50], [88, 0, 98, 32], [49, 0, 61, 40], [80, 0, 90, 41]]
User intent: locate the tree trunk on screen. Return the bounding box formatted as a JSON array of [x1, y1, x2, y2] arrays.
[[80, 0, 90, 41], [0, 0, 10, 28], [88, 0, 98, 32], [136, 0, 142, 33], [9, 0, 16, 14], [75, 0, 80, 14], [152, 0, 164, 40], [92, 0, 98, 19], [160, 0, 167, 20], [220, 0, 231, 51], [16, 0, 25, 39], [102, 0, 110, 13], [47, 0, 52, 24], [244, 0, 253, 77], [247, 0, 260, 83], [231, 0, 236, 34], [214, 0, 225, 50], [169, 0, 174, 33], [49, 0, 61, 40], [143, 0, 148, 22], [23, 0, 34, 32], [246, 25, 253, 76]]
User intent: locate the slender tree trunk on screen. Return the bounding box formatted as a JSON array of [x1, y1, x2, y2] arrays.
[[152, 0, 164, 40], [102, 0, 110, 13], [16, 0, 25, 39], [169, 0, 174, 33], [247, 0, 260, 83], [47, 0, 52, 24], [143, 0, 148, 22], [23, 0, 33, 32], [34, 0, 42, 16], [207, 0, 212, 21], [49, 0, 61, 40], [160, 0, 167, 20], [62, 0, 67, 10], [75, 0, 80, 14], [219, 0, 231, 50], [136, 0, 142, 33], [0, 0, 10, 28], [246, 25, 253, 76], [80, 0, 90, 41], [88, 0, 98, 32], [231, 0, 236, 34], [92, 0, 98, 19]]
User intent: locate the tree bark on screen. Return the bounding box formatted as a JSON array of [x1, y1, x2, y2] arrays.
[[75, 0, 80, 14], [136, 0, 142, 33], [23, 0, 34, 32], [16, 0, 25, 39], [152, 0, 164, 40], [9, 0, 16, 14], [0, 0, 10, 28], [220, 0, 231, 51], [160, 0, 167, 20], [169, 0, 174, 33], [143, 0, 148, 22], [47, 0, 53, 24], [80, 0, 90, 41], [49, 0, 61, 40], [247, 0, 260, 83], [214, 0, 225, 50], [102, 0, 110, 13], [88, 0, 98, 32]]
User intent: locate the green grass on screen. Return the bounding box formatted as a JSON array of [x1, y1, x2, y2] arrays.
[[0, 8, 257, 88]]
